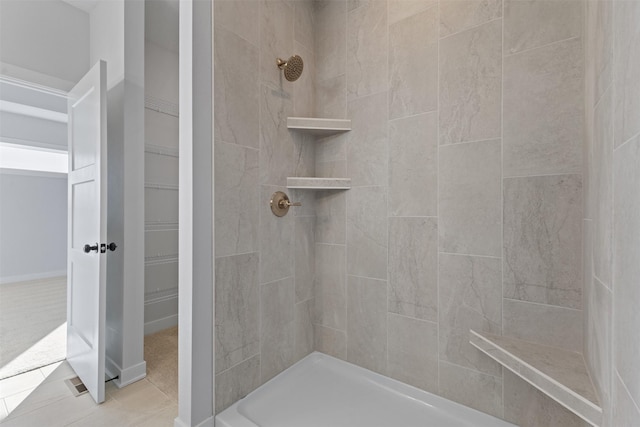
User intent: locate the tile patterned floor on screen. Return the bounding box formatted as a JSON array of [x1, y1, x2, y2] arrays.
[[0, 360, 178, 426]]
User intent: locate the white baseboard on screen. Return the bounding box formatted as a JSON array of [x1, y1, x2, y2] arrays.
[[0, 270, 66, 285], [105, 356, 147, 388], [174, 415, 215, 427], [145, 314, 178, 335]]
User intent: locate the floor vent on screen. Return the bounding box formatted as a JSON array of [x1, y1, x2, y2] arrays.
[[65, 376, 88, 397]]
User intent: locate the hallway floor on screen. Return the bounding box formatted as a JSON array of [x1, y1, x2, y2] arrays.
[[0, 327, 179, 426]]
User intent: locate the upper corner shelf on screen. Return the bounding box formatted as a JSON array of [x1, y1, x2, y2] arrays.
[[287, 117, 351, 136], [469, 330, 602, 427]]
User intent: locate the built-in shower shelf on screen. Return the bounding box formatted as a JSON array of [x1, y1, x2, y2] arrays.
[[469, 330, 602, 427], [287, 117, 351, 135], [287, 177, 351, 190]]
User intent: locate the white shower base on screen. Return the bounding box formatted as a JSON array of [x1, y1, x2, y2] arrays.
[[215, 352, 515, 427]]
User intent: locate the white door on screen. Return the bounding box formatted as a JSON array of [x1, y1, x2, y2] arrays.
[[66, 60, 108, 404]]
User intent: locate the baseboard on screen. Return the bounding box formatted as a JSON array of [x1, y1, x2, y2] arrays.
[[105, 356, 147, 388], [174, 415, 215, 427], [0, 270, 66, 285], [145, 314, 178, 335]]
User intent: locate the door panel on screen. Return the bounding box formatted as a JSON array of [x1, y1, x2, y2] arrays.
[[66, 60, 107, 404]]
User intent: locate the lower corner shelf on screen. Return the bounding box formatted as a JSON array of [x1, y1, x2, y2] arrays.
[[286, 177, 351, 190]]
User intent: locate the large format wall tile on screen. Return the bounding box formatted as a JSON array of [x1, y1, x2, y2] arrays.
[[347, 92, 388, 187], [388, 0, 436, 25], [388, 8, 437, 120], [389, 112, 437, 217], [439, 361, 503, 418], [215, 253, 259, 374], [387, 314, 438, 393], [503, 370, 587, 427], [439, 19, 502, 145], [504, 0, 581, 55], [214, 0, 259, 46], [503, 175, 582, 309], [215, 355, 260, 414], [294, 216, 315, 303], [294, 299, 314, 361], [440, 0, 502, 38], [388, 217, 437, 322], [613, 0, 640, 148], [439, 139, 502, 257], [214, 142, 258, 258], [314, 324, 346, 360], [347, 0, 388, 100], [260, 277, 295, 382], [590, 0, 612, 104], [260, 185, 293, 284], [214, 26, 259, 149], [503, 38, 583, 177], [439, 253, 502, 377], [593, 87, 613, 286], [260, 0, 294, 90], [347, 186, 388, 280], [293, 42, 315, 117], [315, 75, 347, 119], [613, 374, 640, 426], [315, 190, 346, 244], [613, 136, 640, 405], [314, 243, 346, 330], [315, 0, 346, 81], [585, 277, 612, 413], [346, 275, 387, 374], [503, 298, 582, 352], [294, 0, 315, 52]]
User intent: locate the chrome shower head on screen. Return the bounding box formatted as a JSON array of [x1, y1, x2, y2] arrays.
[[276, 55, 304, 82]]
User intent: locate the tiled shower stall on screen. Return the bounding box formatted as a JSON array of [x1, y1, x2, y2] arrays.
[[212, 0, 640, 425]]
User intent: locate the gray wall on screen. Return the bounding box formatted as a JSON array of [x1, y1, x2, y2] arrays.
[[312, 0, 585, 424], [584, 0, 640, 425], [213, 0, 317, 413]]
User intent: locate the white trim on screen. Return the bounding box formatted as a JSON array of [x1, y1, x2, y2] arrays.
[[0, 168, 66, 179], [0, 100, 68, 123], [174, 416, 215, 427], [0, 64, 74, 93], [0, 270, 67, 285], [145, 314, 178, 335], [105, 356, 147, 388]]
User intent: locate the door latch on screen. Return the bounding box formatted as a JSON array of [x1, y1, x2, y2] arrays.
[[83, 242, 118, 254]]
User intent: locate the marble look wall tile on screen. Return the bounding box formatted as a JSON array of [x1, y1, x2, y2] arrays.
[[613, 374, 640, 426], [215, 253, 259, 374], [503, 370, 587, 427], [293, 42, 315, 118], [314, 324, 346, 360], [438, 361, 503, 418], [440, 0, 502, 38], [613, 0, 640, 148], [214, 0, 259, 46], [439, 139, 502, 257], [389, 112, 437, 217], [260, 0, 294, 90], [294, 0, 315, 52], [591, 0, 613, 104], [439, 254, 502, 377], [593, 87, 613, 286], [314, 243, 346, 330], [214, 26, 259, 149], [260, 277, 295, 382], [347, 0, 388, 100], [215, 355, 260, 414], [315, 75, 347, 119], [315, 190, 346, 244], [504, 0, 581, 55], [388, 217, 437, 322], [260, 85, 313, 186], [503, 38, 584, 177], [347, 186, 388, 280], [388, 0, 436, 25], [387, 314, 438, 393], [389, 8, 437, 120], [260, 185, 293, 284], [294, 299, 314, 362], [214, 142, 258, 258], [503, 175, 582, 309], [315, 0, 346, 81], [439, 19, 502, 145], [613, 136, 640, 405], [503, 298, 582, 352], [585, 277, 612, 415], [294, 216, 315, 303], [346, 275, 387, 374], [347, 92, 388, 187]]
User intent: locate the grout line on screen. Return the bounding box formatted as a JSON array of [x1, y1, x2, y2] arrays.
[[614, 129, 640, 152], [387, 109, 438, 123], [503, 36, 581, 59], [503, 297, 583, 313], [503, 172, 583, 180], [500, 0, 506, 416], [214, 250, 259, 260], [387, 311, 438, 326], [436, 0, 441, 394], [439, 251, 501, 260], [439, 136, 502, 147], [615, 369, 640, 417], [439, 16, 503, 41], [346, 273, 386, 283]]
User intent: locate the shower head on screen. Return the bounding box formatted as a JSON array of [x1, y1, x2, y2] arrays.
[[277, 55, 304, 82]]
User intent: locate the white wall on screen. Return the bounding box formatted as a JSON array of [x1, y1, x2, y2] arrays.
[[0, 0, 90, 90], [0, 171, 67, 283]]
